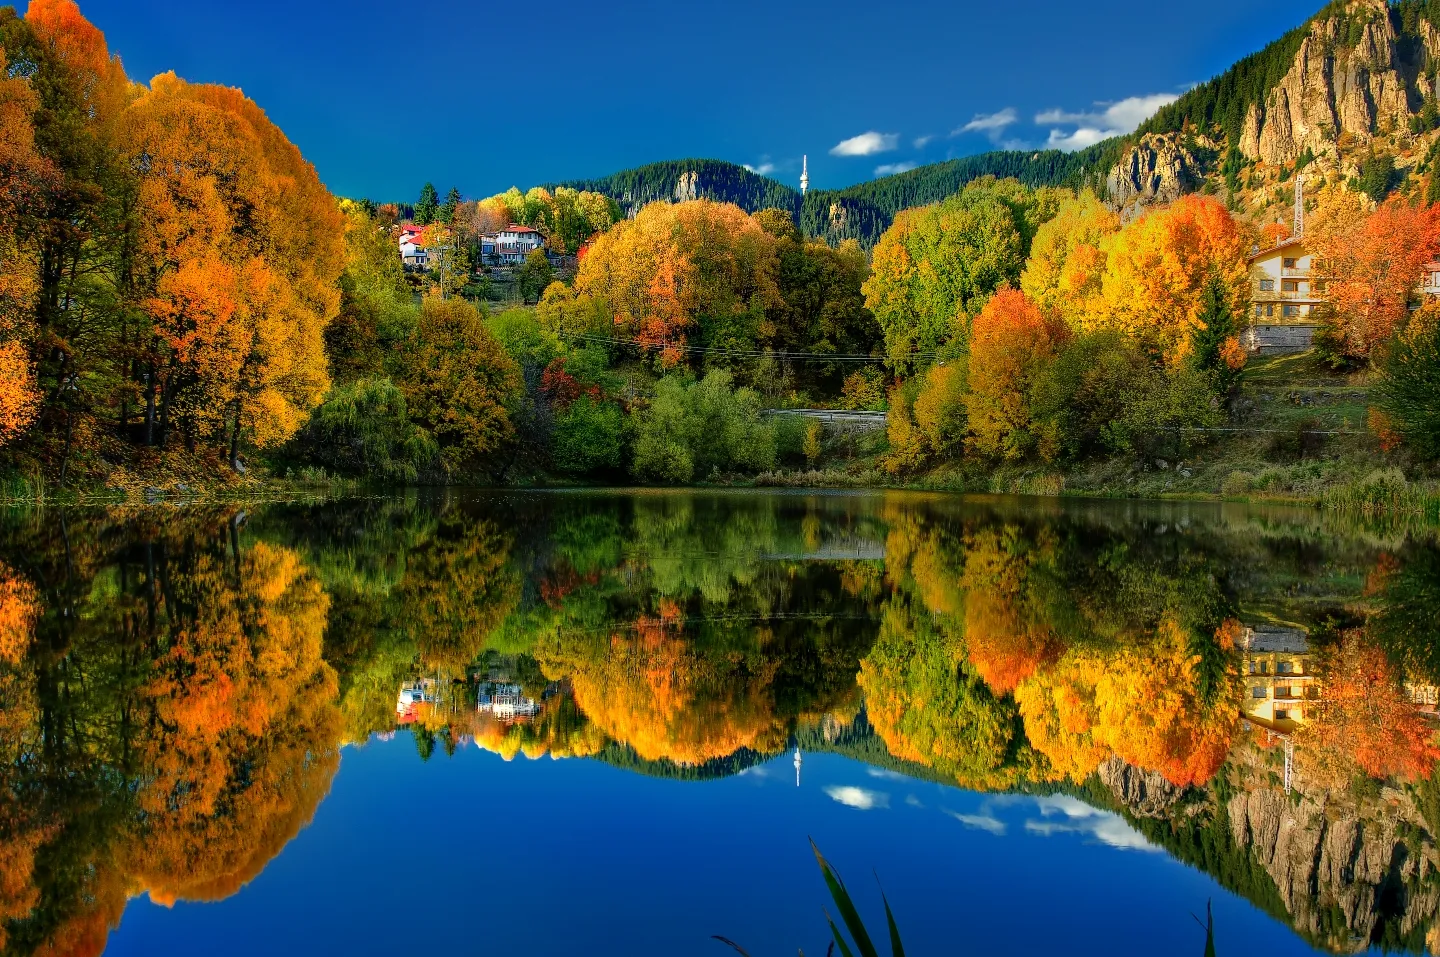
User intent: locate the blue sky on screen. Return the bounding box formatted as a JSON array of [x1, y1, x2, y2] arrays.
[[42, 0, 1322, 201]]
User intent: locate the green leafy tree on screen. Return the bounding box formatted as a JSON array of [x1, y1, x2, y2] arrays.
[[552, 397, 625, 475], [1377, 319, 1440, 461], [518, 248, 554, 304], [289, 378, 437, 481], [632, 370, 776, 483], [863, 178, 1049, 373]]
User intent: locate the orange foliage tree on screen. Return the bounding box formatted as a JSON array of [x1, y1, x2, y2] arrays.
[[539, 615, 785, 765], [1311, 195, 1440, 360], [1093, 194, 1251, 364], [964, 288, 1069, 461], [1014, 617, 1240, 787], [1300, 631, 1440, 783], [573, 199, 780, 365], [960, 527, 1066, 694], [124, 540, 342, 905], [120, 72, 342, 460]]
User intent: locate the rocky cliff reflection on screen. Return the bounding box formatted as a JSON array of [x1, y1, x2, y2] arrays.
[[2, 492, 1439, 954]]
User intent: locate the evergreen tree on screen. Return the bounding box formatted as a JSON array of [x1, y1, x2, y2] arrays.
[[1192, 273, 1244, 394], [415, 182, 439, 225], [439, 186, 461, 224]]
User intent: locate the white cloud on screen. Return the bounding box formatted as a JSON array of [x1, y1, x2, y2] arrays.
[[1023, 795, 1157, 851], [824, 786, 890, 810], [905, 794, 924, 808], [913, 134, 936, 149], [947, 811, 1007, 836], [867, 768, 909, 781], [743, 162, 777, 176], [830, 132, 899, 157], [1035, 93, 1178, 153], [954, 108, 1018, 137], [738, 765, 770, 778], [874, 162, 918, 177]]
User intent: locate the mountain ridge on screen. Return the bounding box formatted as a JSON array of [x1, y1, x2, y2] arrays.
[[547, 1, 1440, 244]]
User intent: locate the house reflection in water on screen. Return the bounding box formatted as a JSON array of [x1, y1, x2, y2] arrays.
[[1240, 626, 1316, 733], [396, 679, 439, 725], [1240, 625, 1440, 733], [476, 682, 542, 723]]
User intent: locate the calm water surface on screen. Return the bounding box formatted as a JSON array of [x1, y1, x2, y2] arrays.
[[2, 490, 1439, 956]]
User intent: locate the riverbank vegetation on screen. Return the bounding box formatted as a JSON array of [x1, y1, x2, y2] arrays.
[[1, 1, 1439, 511]]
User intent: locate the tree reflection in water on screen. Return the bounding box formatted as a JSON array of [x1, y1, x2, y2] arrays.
[[1, 492, 1439, 954]]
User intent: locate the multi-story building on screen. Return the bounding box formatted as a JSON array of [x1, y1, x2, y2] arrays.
[[1239, 626, 1317, 733], [483, 224, 545, 265]]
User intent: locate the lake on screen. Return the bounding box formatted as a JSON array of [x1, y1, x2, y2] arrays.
[[2, 490, 1438, 956]]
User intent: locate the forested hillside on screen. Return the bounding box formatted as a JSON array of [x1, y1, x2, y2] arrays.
[[557, 146, 1119, 246], [556, 0, 1440, 242]]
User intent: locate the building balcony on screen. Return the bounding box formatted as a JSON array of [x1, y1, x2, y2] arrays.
[[1282, 267, 1310, 278]]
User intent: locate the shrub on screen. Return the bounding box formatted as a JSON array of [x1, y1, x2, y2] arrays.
[[552, 397, 625, 476], [1378, 318, 1440, 461], [291, 378, 438, 482], [631, 370, 776, 483]]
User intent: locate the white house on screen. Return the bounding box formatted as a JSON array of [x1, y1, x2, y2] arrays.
[[483, 224, 545, 265], [399, 237, 429, 269]]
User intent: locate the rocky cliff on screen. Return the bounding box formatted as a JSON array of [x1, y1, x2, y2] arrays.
[[1238, 0, 1433, 166], [1106, 134, 1202, 218], [1099, 735, 1440, 953], [1229, 784, 1440, 951], [1107, 0, 1440, 218]]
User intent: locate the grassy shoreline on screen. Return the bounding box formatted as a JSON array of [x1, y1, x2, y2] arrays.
[[3, 354, 1434, 521]]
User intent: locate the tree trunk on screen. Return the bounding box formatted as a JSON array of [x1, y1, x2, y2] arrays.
[[144, 363, 156, 447], [229, 401, 242, 471]]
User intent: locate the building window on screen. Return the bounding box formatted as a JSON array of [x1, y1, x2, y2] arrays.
[[1283, 305, 1300, 318], [1275, 709, 1289, 720], [1254, 305, 1264, 318], [1266, 304, 1275, 317], [1282, 280, 1300, 292], [1277, 661, 1291, 674], [1252, 687, 1267, 699], [1283, 257, 1298, 269], [1260, 279, 1275, 292]]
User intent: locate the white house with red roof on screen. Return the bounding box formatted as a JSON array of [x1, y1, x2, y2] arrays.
[[398, 225, 429, 269]]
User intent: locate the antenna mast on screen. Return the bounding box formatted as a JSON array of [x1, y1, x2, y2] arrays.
[[800, 155, 809, 197]]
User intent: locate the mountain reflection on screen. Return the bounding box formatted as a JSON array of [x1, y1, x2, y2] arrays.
[[2, 492, 1440, 954]]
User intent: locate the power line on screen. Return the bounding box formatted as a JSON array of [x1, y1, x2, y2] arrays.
[[554, 330, 928, 363]]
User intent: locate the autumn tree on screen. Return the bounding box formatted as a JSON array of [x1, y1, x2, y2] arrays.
[[964, 289, 1069, 461], [1092, 194, 1250, 364], [1300, 631, 1440, 783], [400, 296, 522, 472], [1311, 193, 1440, 361], [2, 1, 131, 465], [573, 199, 780, 365], [863, 178, 1052, 373], [1019, 188, 1119, 324], [121, 74, 343, 462]]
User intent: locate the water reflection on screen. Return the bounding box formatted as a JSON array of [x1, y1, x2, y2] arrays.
[[2, 492, 1440, 954]]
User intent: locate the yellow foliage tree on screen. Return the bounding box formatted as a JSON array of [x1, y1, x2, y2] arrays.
[[1091, 194, 1251, 364], [1020, 189, 1120, 324]]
